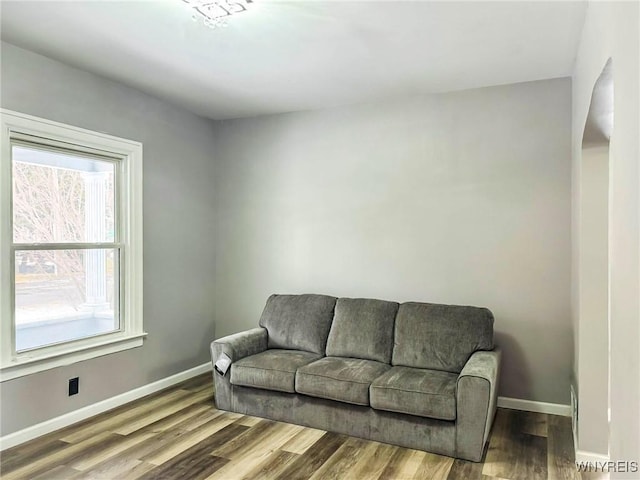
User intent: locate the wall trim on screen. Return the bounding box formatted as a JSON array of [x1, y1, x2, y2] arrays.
[[0, 362, 212, 451], [571, 389, 610, 464], [497, 396, 572, 417]]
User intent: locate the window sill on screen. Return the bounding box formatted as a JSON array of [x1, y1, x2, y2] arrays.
[[0, 332, 147, 382]]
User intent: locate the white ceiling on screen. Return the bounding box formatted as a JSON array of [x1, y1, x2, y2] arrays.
[[1, 1, 587, 120]]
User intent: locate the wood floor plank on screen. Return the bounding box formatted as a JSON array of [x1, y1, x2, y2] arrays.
[[340, 441, 399, 480], [235, 414, 265, 427], [512, 433, 548, 480], [280, 426, 327, 455], [377, 447, 419, 480], [30, 464, 82, 480], [60, 389, 193, 443], [412, 451, 455, 480], [521, 411, 548, 437], [71, 431, 155, 471], [378, 449, 431, 480], [159, 404, 224, 434], [205, 421, 306, 479], [57, 386, 191, 441], [24, 381, 203, 452], [483, 408, 519, 478], [307, 437, 370, 480], [143, 423, 246, 477], [204, 445, 278, 479], [140, 450, 227, 480], [71, 456, 145, 479], [548, 414, 580, 480], [273, 432, 348, 480], [57, 432, 133, 471], [114, 388, 213, 435], [1, 431, 114, 480], [447, 458, 484, 480], [142, 414, 245, 466], [137, 401, 215, 434], [178, 373, 213, 392], [137, 427, 234, 480], [0, 430, 67, 465], [121, 461, 165, 480], [240, 449, 300, 480], [484, 409, 548, 480], [79, 404, 225, 477], [209, 419, 275, 458], [212, 419, 303, 460], [0, 438, 70, 475]]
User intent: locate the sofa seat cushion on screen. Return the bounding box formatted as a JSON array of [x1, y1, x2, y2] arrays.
[[230, 349, 322, 393], [370, 366, 458, 420], [296, 357, 390, 406]]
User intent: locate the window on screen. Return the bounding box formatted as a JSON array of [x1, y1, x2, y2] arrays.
[[1, 110, 144, 381]]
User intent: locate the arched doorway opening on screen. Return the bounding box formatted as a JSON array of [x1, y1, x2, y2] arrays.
[[576, 58, 613, 457]]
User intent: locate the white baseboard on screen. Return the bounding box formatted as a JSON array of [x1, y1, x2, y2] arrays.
[[497, 396, 572, 417], [575, 449, 610, 463], [0, 362, 212, 451]]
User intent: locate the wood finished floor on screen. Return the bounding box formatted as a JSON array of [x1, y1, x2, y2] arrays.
[[0, 374, 602, 480]]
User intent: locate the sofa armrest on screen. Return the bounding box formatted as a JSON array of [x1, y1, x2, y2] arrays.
[[211, 327, 268, 362], [455, 349, 501, 462], [210, 327, 268, 411]]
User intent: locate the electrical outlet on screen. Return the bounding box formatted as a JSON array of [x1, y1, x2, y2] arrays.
[[69, 377, 79, 396]]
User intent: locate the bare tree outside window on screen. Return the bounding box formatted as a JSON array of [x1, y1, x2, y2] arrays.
[[1, 110, 143, 381], [12, 145, 119, 351]]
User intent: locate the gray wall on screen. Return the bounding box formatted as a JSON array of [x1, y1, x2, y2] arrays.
[[0, 42, 217, 436], [213, 78, 573, 404], [0, 40, 575, 438]]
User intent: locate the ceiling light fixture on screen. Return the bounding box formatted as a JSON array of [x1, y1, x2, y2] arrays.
[[183, 0, 254, 29]]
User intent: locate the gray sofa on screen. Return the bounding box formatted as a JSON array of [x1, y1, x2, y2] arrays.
[[210, 294, 500, 462]]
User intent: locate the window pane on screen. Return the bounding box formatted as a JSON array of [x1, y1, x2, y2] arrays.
[[14, 249, 119, 352], [12, 145, 116, 243]]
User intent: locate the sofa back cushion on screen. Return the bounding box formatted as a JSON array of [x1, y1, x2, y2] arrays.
[[259, 294, 337, 355], [392, 302, 494, 373], [325, 298, 399, 363]]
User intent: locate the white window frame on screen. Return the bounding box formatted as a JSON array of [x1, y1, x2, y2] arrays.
[[0, 109, 145, 381]]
